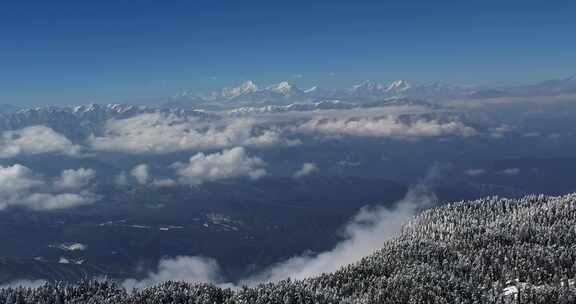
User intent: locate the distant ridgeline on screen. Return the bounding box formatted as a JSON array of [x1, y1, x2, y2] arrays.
[[2, 193, 576, 303]]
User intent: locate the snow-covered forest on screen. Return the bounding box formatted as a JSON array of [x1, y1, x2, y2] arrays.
[[1, 193, 575, 303]]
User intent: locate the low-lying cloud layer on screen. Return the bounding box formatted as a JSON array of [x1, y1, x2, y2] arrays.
[[299, 116, 476, 138], [88, 113, 288, 154], [88, 112, 478, 155], [123, 256, 223, 291], [0, 165, 99, 211], [0, 126, 81, 158], [0, 107, 490, 160]]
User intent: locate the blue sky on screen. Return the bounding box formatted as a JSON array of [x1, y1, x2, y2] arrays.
[[1, 0, 575, 105]]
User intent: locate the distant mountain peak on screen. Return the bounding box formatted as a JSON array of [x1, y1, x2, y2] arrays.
[[352, 80, 386, 92], [165, 76, 576, 108], [386, 80, 411, 92], [266, 81, 293, 94], [352, 80, 411, 94], [222, 80, 259, 98]]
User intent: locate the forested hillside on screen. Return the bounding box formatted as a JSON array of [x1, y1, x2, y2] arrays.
[[2, 193, 576, 303]]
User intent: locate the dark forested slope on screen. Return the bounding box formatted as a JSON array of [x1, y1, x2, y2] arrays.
[[2, 193, 576, 303]]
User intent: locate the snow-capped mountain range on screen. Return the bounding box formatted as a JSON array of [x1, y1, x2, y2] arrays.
[[351, 80, 411, 96], [0, 77, 574, 120], [165, 76, 576, 109], [0, 103, 214, 140], [168, 79, 459, 108], [226, 98, 433, 116]]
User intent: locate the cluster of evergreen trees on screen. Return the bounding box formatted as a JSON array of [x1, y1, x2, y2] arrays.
[[1, 193, 576, 303]]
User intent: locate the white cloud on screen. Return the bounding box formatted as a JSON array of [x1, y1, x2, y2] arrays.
[[54, 242, 87, 251], [21, 193, 96, 211], [299, 116, 476, 138], [0, 165, 43, 192], [489, 124, 514, 139], [121, 148, 265, 187], [151, 178, 177, 187], [0, 126, 80, 158], [337, 160, 361, 167], [88, 113, 286, 154], [125, 165, 177, 187], [54, 168, 96, 190], [123, 256, 223, 290], [293, 163, 318, 178], [173, 147, 267, 186], [0, 164, 98, 211], [131, 164, 150, 185], [466, 169, 486, 176]]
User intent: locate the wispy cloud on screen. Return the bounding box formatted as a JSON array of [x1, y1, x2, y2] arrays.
[[243, 184, 435, 284], [293, 162, 318, 178], [498, 168, 520, 175], [123, 256, 224, 290], [465, 169, 486, 177]]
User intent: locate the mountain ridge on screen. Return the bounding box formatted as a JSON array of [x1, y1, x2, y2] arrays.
[[165, 76, 576, 109]]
